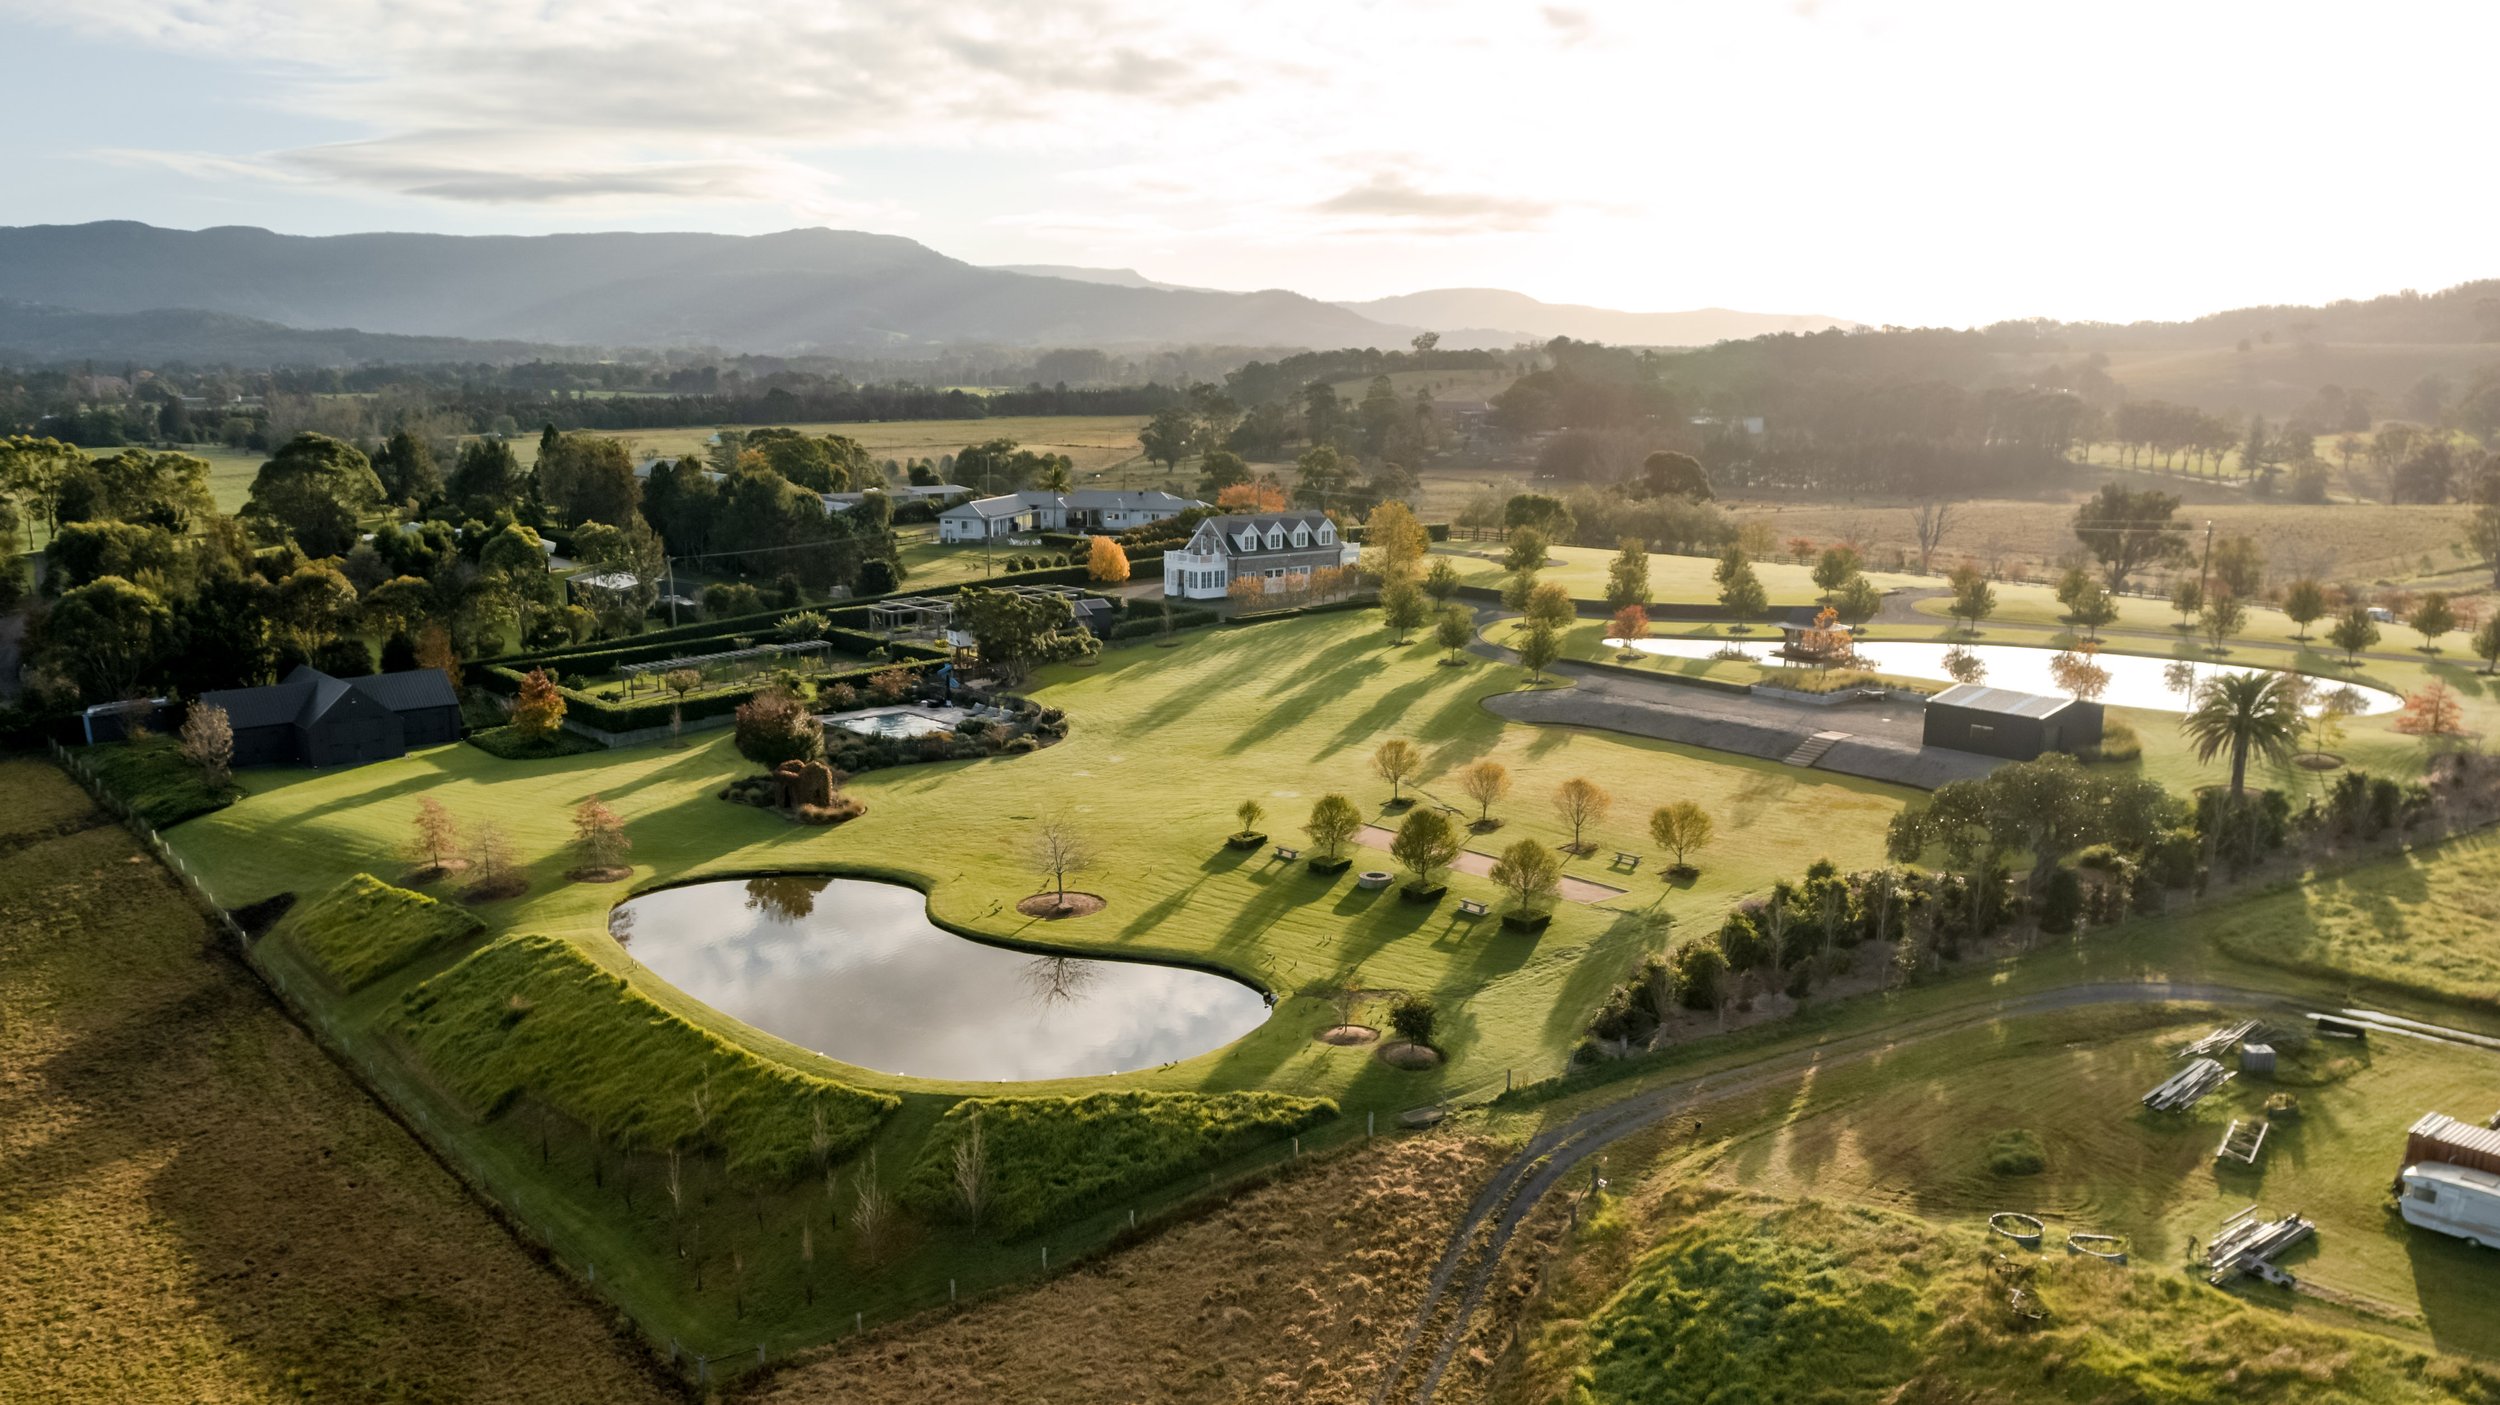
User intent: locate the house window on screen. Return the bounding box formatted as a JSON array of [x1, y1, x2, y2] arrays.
[[1265, 568, 1284, 578], [1291, 525, 1310, 547], [1237, 529, 1259, 550], [1265, 527, 1286, 549], [1317, 523, 1335, 544]]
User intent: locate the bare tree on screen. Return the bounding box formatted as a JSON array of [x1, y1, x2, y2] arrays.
[[408, 796, 461, 872], [1552, 777, 1611, 854], [571, 794, 631, 872], [952, 1111, 990, 1229], [1911, 500, 1955, 575], [1031, 813, 1095, 912]]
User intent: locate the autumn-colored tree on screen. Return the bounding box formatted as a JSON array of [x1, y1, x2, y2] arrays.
[[1553, 777, 1611, 853], [1785, 535, 1818, 564], [1650, 801, 1715, 872], [1086, 535, 1131, 585], [510, 668, 566, 740], [1372, 738, 1422, 804], [572, 795, 631, 872], [1215, 480, 1287, 514], [2394, 681, 2464, 739], [415, 621, 461, 689], [1363, 500, 1430, 580], [1489, 838, 1562, 917], [178, 701, 233, 790], [1457, 759, 1511, 825], [409, 796, 460, 870], [1523, 579, 1575, 630], [1227, 574, 1268, 610], [1610, 604, 1650, 647], [2047, 644, 2111, 703]]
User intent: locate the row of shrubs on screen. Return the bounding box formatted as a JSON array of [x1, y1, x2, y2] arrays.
[[477, 655, 943, 734], [898, 1090, 1338, 1241], [396, 932, 900, 1179]]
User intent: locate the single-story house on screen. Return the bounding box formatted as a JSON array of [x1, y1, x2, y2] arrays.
[[1160, 511, 1359, 600], [1921, 683, 2103, 761], [822, 482, 972, 515], [194, 665, 463, 769], [936, 489, 1203, 542]]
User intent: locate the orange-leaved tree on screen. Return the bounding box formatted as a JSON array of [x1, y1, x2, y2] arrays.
[[511, 668, 566, 740], [1087, 535, 1130, 585]]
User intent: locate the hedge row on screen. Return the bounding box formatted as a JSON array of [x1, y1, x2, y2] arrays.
[[397, 933, 899, 1179], [478, 654, 940, 733]]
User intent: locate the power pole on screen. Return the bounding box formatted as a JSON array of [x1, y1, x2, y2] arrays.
[[2197, 520, 2216, 600], [665, 556, 679, 626]]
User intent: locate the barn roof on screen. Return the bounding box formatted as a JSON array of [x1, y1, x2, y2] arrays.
[[197, 666, 458, 731]]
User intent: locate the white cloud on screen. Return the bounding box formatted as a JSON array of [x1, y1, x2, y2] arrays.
[[14, 0, 2500, 322]]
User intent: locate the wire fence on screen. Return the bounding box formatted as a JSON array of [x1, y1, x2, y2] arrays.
[[42, 742, 1546, 1387]]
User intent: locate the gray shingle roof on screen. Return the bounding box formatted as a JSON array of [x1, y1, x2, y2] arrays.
[[196, 667, 457, 731], [1929, 683, 2076, 719]]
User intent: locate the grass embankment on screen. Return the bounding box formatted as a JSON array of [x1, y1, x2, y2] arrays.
[[399, 933, 899, 1177], [2201, 827, 2500, 1005], [902, 1091, 1338, 1239], [0, 760, 670, 1404], [1554, 1196, 2497, 1404], [1432, 541, 1927, 605], [281, 872, 483, 990], [75, 736, 237, 827]]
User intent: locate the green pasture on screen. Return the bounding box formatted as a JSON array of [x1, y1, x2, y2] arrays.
[[1431, 541, 1929, 605]]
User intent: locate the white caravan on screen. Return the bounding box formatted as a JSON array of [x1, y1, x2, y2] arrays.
[[2399, 1162, 2500, 1249]]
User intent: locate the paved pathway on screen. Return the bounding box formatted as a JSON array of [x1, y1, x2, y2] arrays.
[[1350, 824, 1630, 903]]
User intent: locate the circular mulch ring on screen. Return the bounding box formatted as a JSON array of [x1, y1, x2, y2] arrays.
[[461, 876, 530, 904], [1379, 1040, 1443, 1070], [1016, 891, 1107, 919], [2295, 752, 2347, 772], [1316, 1024, 1379, 1046], [567, 865, 633, 884], [399, 859, 470, 888]]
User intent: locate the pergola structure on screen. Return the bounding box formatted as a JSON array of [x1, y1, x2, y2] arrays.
[[868, 596, 955, 635], [617, 640, 834, 694], [997, 584, 1087, 602]]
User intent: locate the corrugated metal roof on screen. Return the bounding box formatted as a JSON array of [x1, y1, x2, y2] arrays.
[[1929, 683, 2075, 719], [2412, 1112, 2500, 1158]]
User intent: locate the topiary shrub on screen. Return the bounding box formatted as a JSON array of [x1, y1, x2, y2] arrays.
[[733, 686, 823, 767]]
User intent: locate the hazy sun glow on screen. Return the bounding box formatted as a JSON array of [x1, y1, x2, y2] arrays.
[[2, 0, 2489, 323]]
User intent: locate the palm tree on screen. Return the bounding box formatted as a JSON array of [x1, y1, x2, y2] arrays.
[[2180, 671, 2303, 799]]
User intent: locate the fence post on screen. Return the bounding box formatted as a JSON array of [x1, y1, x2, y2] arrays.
[[949, 1277, 957, 1305], [854, 1310, 863, 1334], [756, 1344, 766, 1368], [1367, 1111, 1374, 1138], [1127, 1208, 1135, 1229]]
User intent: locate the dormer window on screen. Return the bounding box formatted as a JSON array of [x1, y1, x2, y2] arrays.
[[1265, 526, 1286, 549], [1317, 522, 1336, 544], [1291, 524, 1310, 547], [1237, 528, 1259, 551]]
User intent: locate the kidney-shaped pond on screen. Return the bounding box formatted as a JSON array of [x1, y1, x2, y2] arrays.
[[609, 876, 1271, 1082]]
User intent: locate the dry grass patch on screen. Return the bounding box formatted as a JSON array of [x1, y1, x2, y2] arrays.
[[755, 1135, 1504, 1404]]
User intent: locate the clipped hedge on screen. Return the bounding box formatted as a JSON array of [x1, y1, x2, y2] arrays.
[[478, 654, 942, 733], [283, 873, 484, 991], [397, 933, 898, 1178], [901, 1090, 1337, 1239]]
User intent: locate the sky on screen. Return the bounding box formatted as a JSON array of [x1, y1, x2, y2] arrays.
[[3, 0, 2493, 328]]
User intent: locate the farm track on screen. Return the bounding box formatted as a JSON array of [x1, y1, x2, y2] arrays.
[[1370, 979, 2498, 1405]]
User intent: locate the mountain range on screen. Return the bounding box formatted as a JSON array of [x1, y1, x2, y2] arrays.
[[0, 222, 1844, 364]]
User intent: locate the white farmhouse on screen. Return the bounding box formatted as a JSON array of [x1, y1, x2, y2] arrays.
[[1161, 511, 1358, 600], [936, 489, 1203, 543]]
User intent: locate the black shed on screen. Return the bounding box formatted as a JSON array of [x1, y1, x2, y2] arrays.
[[1921, 683, 2103, 761], [195, 665, 462, 769]]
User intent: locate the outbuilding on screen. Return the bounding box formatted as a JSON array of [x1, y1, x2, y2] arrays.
[[194, 665, 462, 769], [1921, 683, 2103, 761]]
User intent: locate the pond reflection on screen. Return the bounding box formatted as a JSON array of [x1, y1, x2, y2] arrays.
[[610, 878, 1270, 1081]]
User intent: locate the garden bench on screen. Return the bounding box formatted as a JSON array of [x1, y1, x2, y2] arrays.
[[1612, 852, 1642, 871], [1457, 899, 1490, 917], [1274, 846, 1301, 861]]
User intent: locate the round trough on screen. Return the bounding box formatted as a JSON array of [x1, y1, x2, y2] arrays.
[[2065, 1233, 2128, 1263], [1988, 1212, 2045, 1248]]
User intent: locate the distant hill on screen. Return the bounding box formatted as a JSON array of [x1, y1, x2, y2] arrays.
[[0, 300, 572, 365], [0, 223, 1396, 354], [988, 264, 1228, 294], [1336, 288, 1852, 348]]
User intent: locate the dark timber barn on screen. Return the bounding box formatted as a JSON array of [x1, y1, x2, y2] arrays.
[[1921, 683, 2103, 761], [195, 666, 462, 768]]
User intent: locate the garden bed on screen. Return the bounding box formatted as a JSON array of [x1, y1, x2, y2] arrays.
[[1018, 891, 1107, 919]]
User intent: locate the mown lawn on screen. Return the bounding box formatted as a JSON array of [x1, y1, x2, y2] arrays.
[[1431, 541, 1927, 605], [160, 609, 1911, 1358], [0, 761, 670, 1405]]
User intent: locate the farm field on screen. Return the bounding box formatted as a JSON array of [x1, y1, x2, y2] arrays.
[[509, 414, 1158, 481], [0, 760, 669, 1405], [1722, 496, 2471, 587], [1431, 540, 1928, 605], [1499, 1003, 2500, 1402], [80, 442, 264, 513], [159, 609, 1913, 1360]]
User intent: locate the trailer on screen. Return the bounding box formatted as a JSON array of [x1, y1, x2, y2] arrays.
[[2399, 1163, 2500, 1250], [2206, 1211, 2314, 1286]]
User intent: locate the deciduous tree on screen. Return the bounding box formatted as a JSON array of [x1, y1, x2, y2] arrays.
[[1457, 759, 1511, 825], [1031, 813, 1094, 910], [2410, 591, 2456, 651], [2328, 605, 2381, 664], [510, 668, 567, 741], [1518, 621, 1563, 680], [2281, 578, 2328, 640], [1433, 605, 1475, 663], [1086, 535, 1130, 585], [409, 796, 460, 871], [1304, 793, 1362, 861], [1553, 777, 1611, 853], [1649, 801, 1713, 872], [1610, 604, 1650, 648], [178, 702, 232, 790], [2071, 483, 2187, 590], [572, 795, 631, 872], [1604, 538, 1650, 611], [1388, 808, 1460, 889], [1381, 578, 1429, 643], [1372, 738, 1422, 803], [1489, 838, 1562, 917]]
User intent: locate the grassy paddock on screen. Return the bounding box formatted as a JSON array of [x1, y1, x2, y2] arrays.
[[75, 737, 237, 828], [511, 414, 1155, 479], [0, 760, 670, 1403]]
